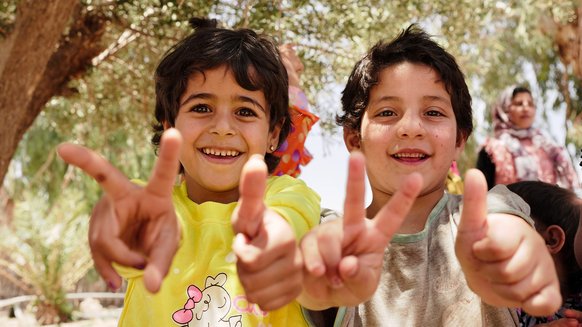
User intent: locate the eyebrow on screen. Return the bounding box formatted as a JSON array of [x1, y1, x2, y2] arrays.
[[372, 95, 450, 105], [180, 93, 266, 113], [423, 95, 450, 105], [237, 95, 266, 113], [180, 93, 212, 107]]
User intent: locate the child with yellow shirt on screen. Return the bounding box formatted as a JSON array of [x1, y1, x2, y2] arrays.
[[58, 18, 323, 326]]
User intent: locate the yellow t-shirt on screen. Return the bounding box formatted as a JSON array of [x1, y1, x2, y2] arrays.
[[116, 175, 320, 326]]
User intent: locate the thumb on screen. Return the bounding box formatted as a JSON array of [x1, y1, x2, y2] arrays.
[[458, 169, 488, 236], [232, 154, 267, 238]]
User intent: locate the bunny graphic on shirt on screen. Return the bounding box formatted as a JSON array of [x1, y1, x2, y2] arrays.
[[172, 273, 242, 327]]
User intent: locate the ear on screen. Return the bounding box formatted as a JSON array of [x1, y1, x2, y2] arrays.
[[542, 225, 566, 254], [344, 127, 361, 152], [267, 123, 282, 153], [163, 121, 171, 130]]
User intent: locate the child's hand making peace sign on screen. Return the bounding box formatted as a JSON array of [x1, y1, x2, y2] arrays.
[[298, 152, 422, 309], [232, 154, 306, 311], [58, 129, 183, 294]]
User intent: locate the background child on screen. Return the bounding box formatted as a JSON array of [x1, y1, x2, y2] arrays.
[[298, 25, 561, 326], [507, 181, 582, 326], [273, 43, 319, 177], [58, 20, 321, 326]]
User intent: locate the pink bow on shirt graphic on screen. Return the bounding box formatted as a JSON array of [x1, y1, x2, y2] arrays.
[[172, 285, 203, 325]]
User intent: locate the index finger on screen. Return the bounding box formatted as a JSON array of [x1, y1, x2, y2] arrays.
[[57, 143, 133, 200], [343, 151, 366, 228], [145, 128, 182, 197], [278, 43, 296, 53]]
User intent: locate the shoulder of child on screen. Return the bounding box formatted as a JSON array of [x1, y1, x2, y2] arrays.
[[320, 207, 342, 224], [486, 184, 533, 226]]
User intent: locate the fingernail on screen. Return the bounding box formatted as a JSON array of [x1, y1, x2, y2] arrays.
[[309, 263, 325, 276], [133, 263, 146, 270], [330, 276, 344, 289], [107, 281, 118, 291]]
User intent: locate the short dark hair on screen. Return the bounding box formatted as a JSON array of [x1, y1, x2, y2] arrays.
[[337, 24, 473, 145], [507, 181, 582, 296], [151, 19, 290, 173]]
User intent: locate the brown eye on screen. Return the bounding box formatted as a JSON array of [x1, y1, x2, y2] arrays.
[[189, 104, 211, 113], [426, 109, 443, 117], [377, 109, 396, 117], [237, 107, 258, 117]]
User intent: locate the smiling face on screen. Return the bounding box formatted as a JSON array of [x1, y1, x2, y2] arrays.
[[168, 65, 281, 203], [345, 62, 465, 207]]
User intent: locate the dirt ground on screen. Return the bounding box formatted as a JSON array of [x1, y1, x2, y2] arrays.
[[0, 298, 121, 327]]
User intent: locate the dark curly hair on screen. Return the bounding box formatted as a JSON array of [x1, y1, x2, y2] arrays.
[[337, 24, 473, 145], [507, 181, 582, 297], [151, 18, 290, 173]]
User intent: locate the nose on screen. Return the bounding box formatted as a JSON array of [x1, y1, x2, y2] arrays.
[[209, 111, 235, 136], [396, 112, 425, 139]]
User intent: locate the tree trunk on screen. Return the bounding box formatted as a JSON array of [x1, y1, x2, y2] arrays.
[[0, 0, 108, 186]]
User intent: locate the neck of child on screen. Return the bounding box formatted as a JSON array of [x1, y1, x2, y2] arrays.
[[184, 176, 240, 204], [367, 185, 446, 234]]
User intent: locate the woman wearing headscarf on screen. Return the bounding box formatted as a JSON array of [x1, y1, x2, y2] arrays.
[[476, 85, 580, 191]]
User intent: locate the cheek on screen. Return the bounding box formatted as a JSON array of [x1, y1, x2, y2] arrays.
[[247, 127, 271, 150], [173, 117, 193, 133], [431, 127, 456, 147], [509, 111, 521, 123], [362, 123, 392, 142]]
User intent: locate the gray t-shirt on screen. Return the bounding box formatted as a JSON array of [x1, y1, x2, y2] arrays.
[[306, 186, 532, 327]]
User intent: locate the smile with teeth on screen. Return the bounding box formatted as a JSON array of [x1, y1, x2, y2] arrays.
[[201, 148, 240, 157], [392, 153, 427, 159]]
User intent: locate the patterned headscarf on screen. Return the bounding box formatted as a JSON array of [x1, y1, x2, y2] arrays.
[[483, 85, 580, 190]]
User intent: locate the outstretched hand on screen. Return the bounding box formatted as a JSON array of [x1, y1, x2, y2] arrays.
[[57, 128, 183, 293], [455, 169, 562, 317], [231, 155, 303, 311], [299, 151, 422, 309], [278, 44, 304, 88]]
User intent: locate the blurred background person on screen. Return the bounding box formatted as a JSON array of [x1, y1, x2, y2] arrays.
[[476, 85, 580, 191]]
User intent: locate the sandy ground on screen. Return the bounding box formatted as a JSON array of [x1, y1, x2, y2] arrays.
[[0, 317, 119, 327], [0, 298, 121, 327]]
